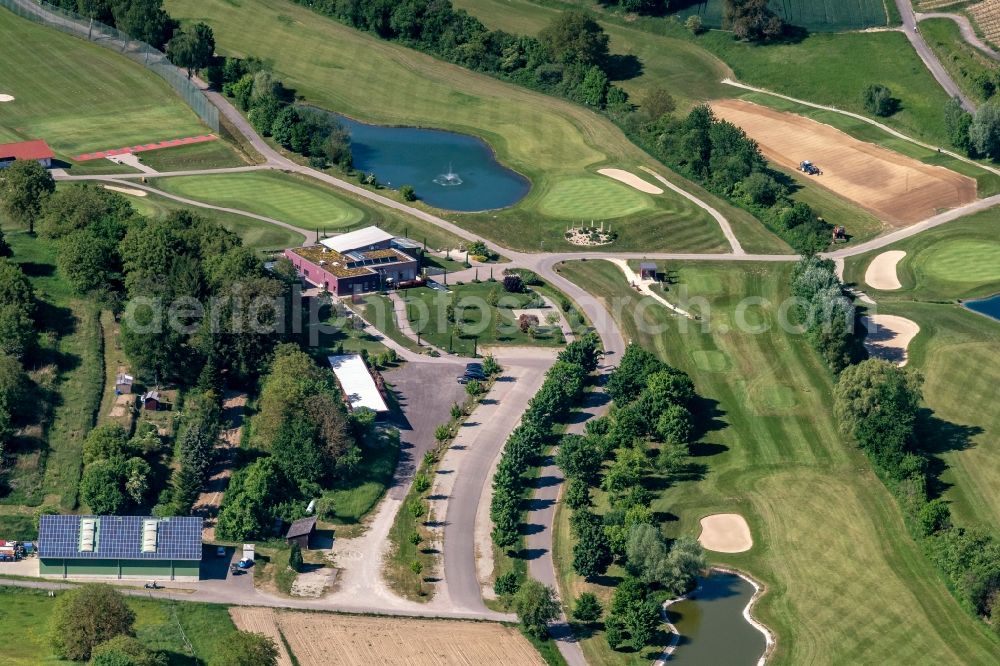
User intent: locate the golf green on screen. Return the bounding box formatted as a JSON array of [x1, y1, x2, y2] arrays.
[[537, 176, 654, 220], [153, 172, 365, 231], [920, 239, 1000, 286]]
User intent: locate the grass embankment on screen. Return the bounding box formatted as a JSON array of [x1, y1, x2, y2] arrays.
[[165, 0, 745, 254], [321, 430, 400, 525], [668, 0, 894, 32], [0, 585, 238, 665], [844, 210, 1000, 533], [0, 8, 206, 160], [402, 282, 565, 356], [556, 258, 1000, 664], [0, 232, 102, 510], [136, 139, 253, 171], [921, 17, 999, 105], [348, 294, 425, 355]]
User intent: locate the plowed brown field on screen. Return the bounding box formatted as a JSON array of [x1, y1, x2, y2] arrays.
[[229, 608, 294, 666], [231, 607, 546, 665], [710, 99, 977, 226]]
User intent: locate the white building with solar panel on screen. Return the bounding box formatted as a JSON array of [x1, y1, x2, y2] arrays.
[[38, 515, 203, 581]]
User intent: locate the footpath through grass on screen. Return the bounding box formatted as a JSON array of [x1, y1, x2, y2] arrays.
[[556, 258, 1000, 664], [844, 210, 1000, 535], [0, 8, 206, 159], [0, 585, 237, 665]]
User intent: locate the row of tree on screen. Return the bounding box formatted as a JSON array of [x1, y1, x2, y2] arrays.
[[294, 1, 632, 112], [945, 95, 1000, 161], [490, 333, 602, 551], [557, 344, 705, 651], [789, 256, 862, 372], [630, 103, 831, 253], [834, 360, 1000, 629], [215, 344, 365, 540], [219, 58, 353, 170]]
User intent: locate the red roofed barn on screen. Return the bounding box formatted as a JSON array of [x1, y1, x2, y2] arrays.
[[0, 139, 54, 169]]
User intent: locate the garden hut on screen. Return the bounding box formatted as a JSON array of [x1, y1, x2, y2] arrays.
[[115, 373, 134, 395], [639, 262, 658, 281], [141, 391, 161, 411], [285, 516, 317, 550]]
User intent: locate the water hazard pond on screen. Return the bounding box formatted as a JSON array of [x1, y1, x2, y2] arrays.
[[963, 293, 1000, 321], [665, 572, 768, 665], [330, 113, 531, 212]]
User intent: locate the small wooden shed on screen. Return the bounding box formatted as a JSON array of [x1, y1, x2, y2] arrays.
[[115, 373, 134, 395], [285, 516, 317, 550], [141, 391, 161, 411], [639, 262, 658, 280]]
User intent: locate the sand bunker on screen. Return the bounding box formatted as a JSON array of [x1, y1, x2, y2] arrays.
[[102, 185, 147, 197], [865, 251, 906, 290], [698, 513, 753, 553], [0, 94, 14, 103], [597, 168, 663, 194], [863, 314, 919, 366]]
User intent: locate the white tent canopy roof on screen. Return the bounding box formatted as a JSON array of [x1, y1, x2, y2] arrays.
[[320, 226, 394, 253]]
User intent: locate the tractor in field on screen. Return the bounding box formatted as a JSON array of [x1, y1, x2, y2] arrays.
[[799, 160, 822, 175]]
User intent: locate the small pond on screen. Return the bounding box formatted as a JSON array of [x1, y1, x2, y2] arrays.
[[963, 293, 1000, 321], [665, 571, 768, 665], [328, 112, 530, 212]]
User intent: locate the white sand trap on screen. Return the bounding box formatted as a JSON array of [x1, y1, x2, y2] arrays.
[[863, 314, 919, 366], [865, 251, 906, 290], [0, 94, 14, 103], [698, 513, 753, 553], [597, 168, 663, 194], [102, 185, 147, 197]]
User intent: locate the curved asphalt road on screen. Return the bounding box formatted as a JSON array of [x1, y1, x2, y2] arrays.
[[895, 0, 976, 112], [917, 11, 1000, 61]]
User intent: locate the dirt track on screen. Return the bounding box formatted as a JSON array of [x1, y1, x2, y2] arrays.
[[710, 99, 977, 226], [233, 607, 546, 665]]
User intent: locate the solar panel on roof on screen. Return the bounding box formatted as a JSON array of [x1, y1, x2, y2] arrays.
[[39, 515, 202, 560]]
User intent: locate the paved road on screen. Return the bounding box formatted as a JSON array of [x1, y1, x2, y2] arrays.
[[917, 11, 1000, 61], [895, 0, 976, 112]]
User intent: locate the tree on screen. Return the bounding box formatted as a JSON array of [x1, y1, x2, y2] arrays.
[[641, 87, 676, 122], [944, 97, 974, 153], [625, 523, 669, 584], [513, 579, 559, 638], [212, 631, 279, 666], [539, 11, 609, 67], [578, 65, 609, 107], [0, 159, 54, 233], [723, 0, 783, 42], [50, 584, 135, 661], [38, 183, 132, 239], [111, 0, 177, 50], [289, 542, 304, 572], [503, 274, 525, 293], [400, 184, 417, 201], [564, 477, 592, 509], [834, 359, 923, 475], [573, 592, 603, 623], [0, 260, 35, 359], [465, 378, 484, 398], [685, 14, 705, 35], [58, 229, 122, 297], [494, 571, 521, 596], [862, 84, 898, 117], [166, 22, 215, 77], [91, 635, 168, 666], [81, 458, 129, 515], [970, 98, 1000, 159], [482, 354, 501, 376], [556, 434, 603, 484]]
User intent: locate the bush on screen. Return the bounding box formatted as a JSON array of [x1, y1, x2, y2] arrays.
[[289, 542, 304, 573], [513, 579, 559, 638], [213, 630, 279, 666], [50, 585, 135, 661], [503, 274, 525, 293], [400, 185, 417, 201], [573, 592, 603, 623], [685, 15, 704, 35], [494, 571, 521, 596], [862, 83, 899, 117]]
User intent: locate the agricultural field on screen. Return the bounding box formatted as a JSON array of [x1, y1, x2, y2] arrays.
[[970, 0, 1000, 48], [165, 0, 755, 254], [0, 585, 238, 665], [710, 99, 977, 226], [0, 7, 209, 161], [554, 259, 1000, 664], [844, 210, 1000, 533], [230, 607, 547, 666], [670, 0, 894, 31]]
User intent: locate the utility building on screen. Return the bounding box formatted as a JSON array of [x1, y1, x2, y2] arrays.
[[38, 515, 203, 581]]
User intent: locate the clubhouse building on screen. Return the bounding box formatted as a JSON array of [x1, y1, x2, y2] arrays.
[[284, 226, 421, 295], [0, 139, 54, 169], [38, 515, 203, 581]]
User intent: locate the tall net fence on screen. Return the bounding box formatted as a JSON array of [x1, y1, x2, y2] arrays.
[[1, 0, 219, 131]]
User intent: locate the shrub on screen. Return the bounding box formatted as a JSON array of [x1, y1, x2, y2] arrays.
[[503, 274, 525, 293], [573, 592, 603, 623], [494, 571, 522, 596], [862, 83, 899, 117], [50, 585, 135, 661], [400, 184, 417, 201]]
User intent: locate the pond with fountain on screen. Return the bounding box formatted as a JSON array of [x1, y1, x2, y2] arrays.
[[664, 570, 770, 665], [331, 113, 531, 212]]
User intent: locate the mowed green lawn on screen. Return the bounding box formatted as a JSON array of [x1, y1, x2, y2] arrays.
[[0, 8, 206, 158], [153, 171, 365, 231], [537, 176, 654, 219], [555, 259, 1000, 664], [164, 0, 761, 254], [844, 210, 1000, 535]]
